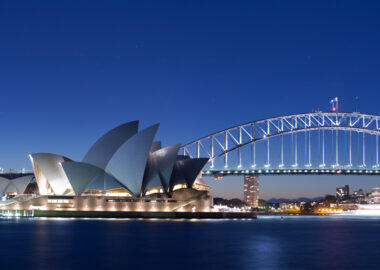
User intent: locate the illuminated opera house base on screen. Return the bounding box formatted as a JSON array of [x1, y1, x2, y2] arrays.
[[0, 189, 255, 219], [2, 189, 211, 213]]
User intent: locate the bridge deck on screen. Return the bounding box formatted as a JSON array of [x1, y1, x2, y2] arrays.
[[203, 168, 380, 176]]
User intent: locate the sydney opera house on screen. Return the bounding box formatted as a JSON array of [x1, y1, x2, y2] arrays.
[[0, 121, 213, 216]]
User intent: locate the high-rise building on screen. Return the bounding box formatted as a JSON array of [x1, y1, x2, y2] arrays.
[[336, 185, 349, 202], [370, 188, 380, 204], [352, 189, 367, 203], [244, 175, 259, 208]]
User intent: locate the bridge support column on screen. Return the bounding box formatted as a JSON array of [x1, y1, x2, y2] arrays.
[[244, 175, 259, 208]]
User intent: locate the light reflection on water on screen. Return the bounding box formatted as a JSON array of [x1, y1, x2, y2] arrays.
[[0, 216, 379, 269]]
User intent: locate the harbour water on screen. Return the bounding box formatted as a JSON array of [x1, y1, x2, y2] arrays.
[[0, 216, 379, 269]]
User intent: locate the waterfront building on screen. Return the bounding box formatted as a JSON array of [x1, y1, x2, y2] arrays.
[[322, 194, 336, 207], [0, 121, 213, 214], [336, 185, 349, 202], [351, 189, 367, 204], [244, 175, 259, 208], [279, 202, 299, 210], [345, 187, 380, 215], [370, 188, 380, 204]]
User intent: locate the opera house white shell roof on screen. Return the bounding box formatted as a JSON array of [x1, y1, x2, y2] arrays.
[[0, 175, 34, 197], [30, 121, 209, 197]]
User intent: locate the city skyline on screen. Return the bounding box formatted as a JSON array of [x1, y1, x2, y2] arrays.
[[209, 175, 380, 200]]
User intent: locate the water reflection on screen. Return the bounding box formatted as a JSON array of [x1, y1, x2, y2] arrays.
[[0, 216, 379, 269]]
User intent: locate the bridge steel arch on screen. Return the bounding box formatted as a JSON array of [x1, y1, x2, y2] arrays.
[[181, 112, 380, 173]]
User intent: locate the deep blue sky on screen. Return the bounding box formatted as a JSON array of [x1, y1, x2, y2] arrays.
[[1, 1, 380, 199]]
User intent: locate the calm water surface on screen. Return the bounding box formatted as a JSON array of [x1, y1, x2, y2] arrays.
[[0, 215, 379, 270]]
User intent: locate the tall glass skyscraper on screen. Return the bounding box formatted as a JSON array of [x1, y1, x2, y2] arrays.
[[244, 175, 259, 208]]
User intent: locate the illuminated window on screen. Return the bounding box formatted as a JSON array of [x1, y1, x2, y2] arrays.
[[145, 187, 164, 196], [173, 183, 187, 191]]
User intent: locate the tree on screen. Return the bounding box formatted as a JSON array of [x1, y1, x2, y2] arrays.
[[300, 202, 313, 214]]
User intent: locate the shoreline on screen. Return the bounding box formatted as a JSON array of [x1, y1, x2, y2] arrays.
[[1, 210, 257, 219]]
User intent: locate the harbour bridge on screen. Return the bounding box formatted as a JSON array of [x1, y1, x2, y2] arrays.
[[181, 112, 380, 177]]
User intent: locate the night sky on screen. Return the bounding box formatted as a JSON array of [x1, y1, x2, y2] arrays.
[[1, 1, 380, 199]]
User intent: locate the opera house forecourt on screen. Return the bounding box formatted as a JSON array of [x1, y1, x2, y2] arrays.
[[0, 121, 255, 219]]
